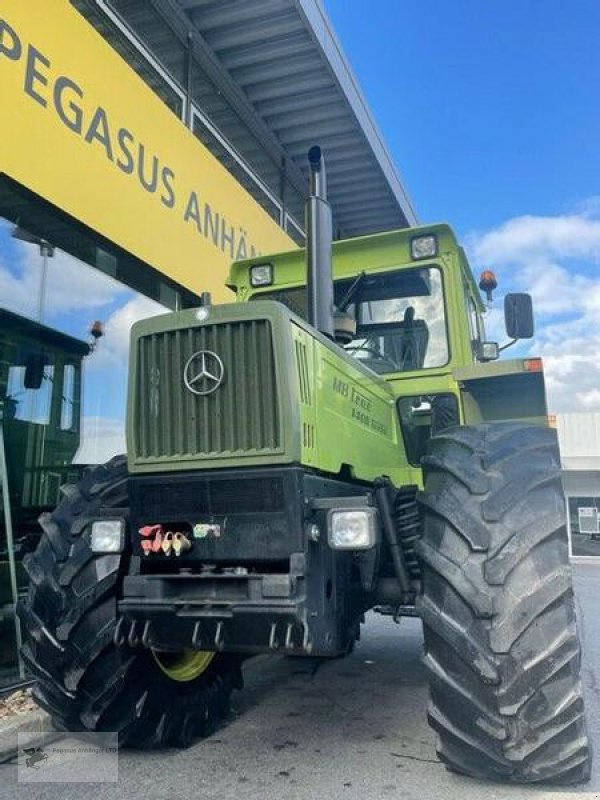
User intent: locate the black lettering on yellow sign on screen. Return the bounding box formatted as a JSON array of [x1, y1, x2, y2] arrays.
[[0, 15, 261, 260]]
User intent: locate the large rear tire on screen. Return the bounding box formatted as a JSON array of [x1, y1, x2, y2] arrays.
[[17, 456, 242, 747], [417, 423, 591, 784]]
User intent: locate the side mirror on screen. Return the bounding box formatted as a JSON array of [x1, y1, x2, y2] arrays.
[[504, 293, 534, 339], [24, 353, 47, 390]]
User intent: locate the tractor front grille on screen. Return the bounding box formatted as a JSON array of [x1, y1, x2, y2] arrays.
[[134, 319, 280, 460], [136, 475, 286, 518]]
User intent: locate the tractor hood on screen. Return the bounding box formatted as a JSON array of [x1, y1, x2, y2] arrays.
[[127, 301, 405, 484]]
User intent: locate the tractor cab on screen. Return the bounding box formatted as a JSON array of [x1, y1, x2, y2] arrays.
[[229, 224, 487, 382], [230, 223, 540, 471], [0, 308, 88, 544], [0, 309, 89, 665]]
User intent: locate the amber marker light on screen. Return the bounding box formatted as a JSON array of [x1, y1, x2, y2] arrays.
[[524, 358, 543, 372], [479, 269, 498, 301]]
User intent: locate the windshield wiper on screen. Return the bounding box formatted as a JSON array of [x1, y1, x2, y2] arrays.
[[337, 271, 367, 312]]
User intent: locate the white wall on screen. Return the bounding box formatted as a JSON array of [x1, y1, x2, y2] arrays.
[[557, 412, 600, 471]]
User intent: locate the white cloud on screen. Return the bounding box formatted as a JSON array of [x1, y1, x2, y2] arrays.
[[70, 296, 166, 465], [469, 213, 600, 266], [91, 294, 167, 370], [580, 389, 600, 409], [467, 204, 600, 414], [80, 296, 167, 465], [0, 228, 125, 319], [74, 416, 126, 464]]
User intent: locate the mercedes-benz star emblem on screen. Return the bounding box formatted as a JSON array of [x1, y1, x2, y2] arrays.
[[183, 350, 225, 395]]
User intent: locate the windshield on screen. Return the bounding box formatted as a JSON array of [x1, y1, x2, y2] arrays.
[[251, 267, 448, 374]]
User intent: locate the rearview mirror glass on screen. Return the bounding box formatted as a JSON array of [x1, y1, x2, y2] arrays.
[[504, 293, 534, 339]]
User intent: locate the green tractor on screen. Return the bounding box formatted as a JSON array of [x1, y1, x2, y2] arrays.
[[0, 309, 89, 667], [19, 148, 590, 783]]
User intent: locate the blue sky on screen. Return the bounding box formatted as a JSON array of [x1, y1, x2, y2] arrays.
[[324, 0, 600, 413], [2, 1, 600, 462], [324, 0, 600, 232]]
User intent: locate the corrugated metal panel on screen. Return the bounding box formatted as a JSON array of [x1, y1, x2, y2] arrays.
[[74, 0, 417, 239]]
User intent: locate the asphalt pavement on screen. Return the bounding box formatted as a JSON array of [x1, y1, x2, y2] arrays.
[[2, 562, 599, 800]]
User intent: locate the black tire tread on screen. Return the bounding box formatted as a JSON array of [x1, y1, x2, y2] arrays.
[[17, 456, 242, 747], [417, 423, 591, 784]]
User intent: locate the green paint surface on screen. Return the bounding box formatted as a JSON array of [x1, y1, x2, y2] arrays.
[[128, 223, 548, 483]]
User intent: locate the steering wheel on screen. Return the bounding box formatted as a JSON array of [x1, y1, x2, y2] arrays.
[[345, 343, 386, 360]]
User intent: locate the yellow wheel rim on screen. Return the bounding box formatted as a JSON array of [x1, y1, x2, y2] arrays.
[[151, 649, 215, 682]]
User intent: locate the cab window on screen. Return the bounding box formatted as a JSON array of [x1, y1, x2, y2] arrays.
[[348, 268, 448, 373], [251, 267, 449, 375], [467, 295, 479, 353], [466, 294, 486, 360], [6, 358, 54, 425]]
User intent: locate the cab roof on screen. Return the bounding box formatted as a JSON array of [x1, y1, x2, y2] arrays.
[[227, 223, 484, 311], [0, 308, 89, 356]]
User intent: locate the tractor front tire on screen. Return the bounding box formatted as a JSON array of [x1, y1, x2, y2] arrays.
[[17, 456, 242, 747], [417, 423, 591, 784]]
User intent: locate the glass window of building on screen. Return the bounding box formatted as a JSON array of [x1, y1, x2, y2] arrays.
[[0, 215, 167, 686], [568, 495, 600, 558]]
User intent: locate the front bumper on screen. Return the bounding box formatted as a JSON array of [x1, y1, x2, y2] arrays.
[[118, 564, 313, 654], [119, 466, 372, 657]]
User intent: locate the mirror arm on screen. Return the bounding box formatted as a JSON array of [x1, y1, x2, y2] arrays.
[[498, 338, 518, 353]]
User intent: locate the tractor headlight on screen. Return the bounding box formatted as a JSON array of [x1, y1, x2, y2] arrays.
[[410, 234, 437, 260], [90, 519, 125, 553], [328, 508, 379, 550], [250, 263, 273, 287]]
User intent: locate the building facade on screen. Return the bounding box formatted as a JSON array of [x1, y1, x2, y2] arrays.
[[557, 413, 600, 560]]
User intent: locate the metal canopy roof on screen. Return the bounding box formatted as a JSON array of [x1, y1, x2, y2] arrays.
[[75, 0, 418, 239]]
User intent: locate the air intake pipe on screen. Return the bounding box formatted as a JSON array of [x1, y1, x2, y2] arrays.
[[306, 146, 335, 339]]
